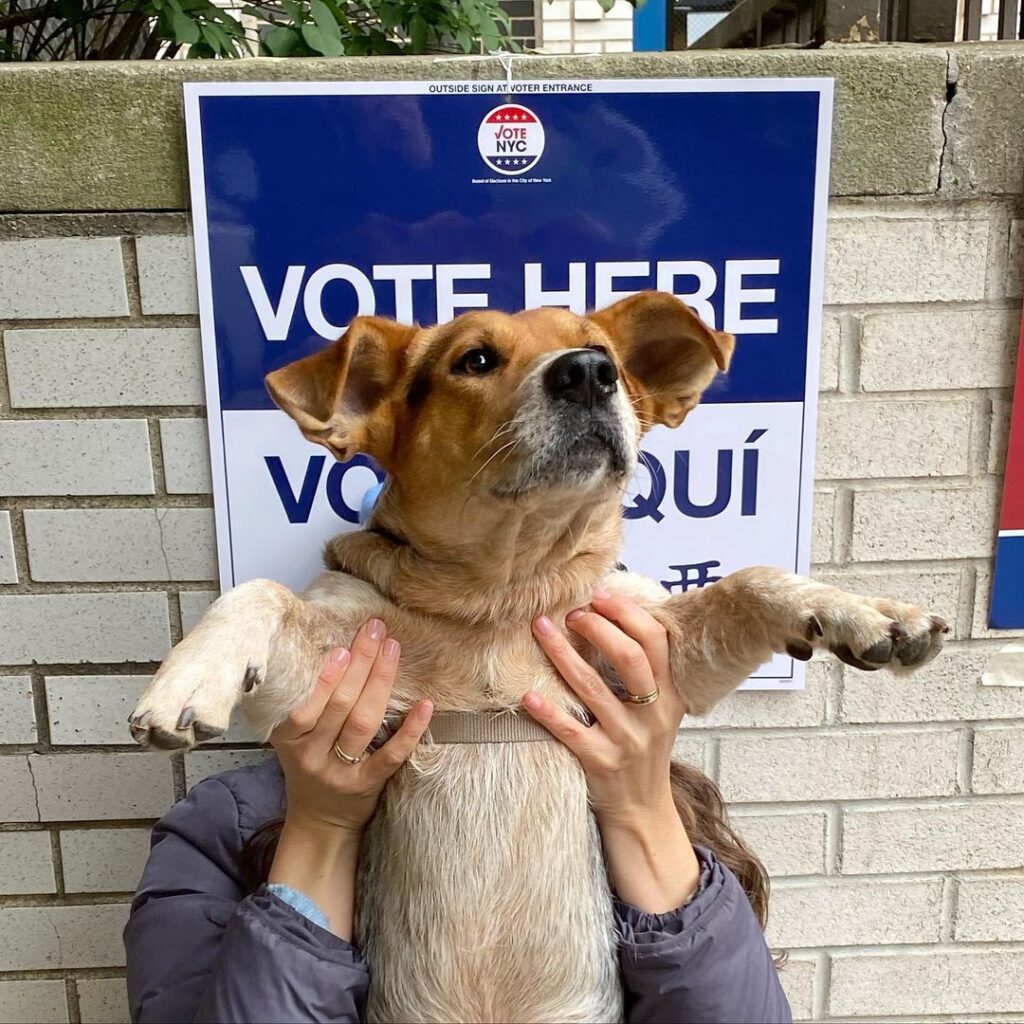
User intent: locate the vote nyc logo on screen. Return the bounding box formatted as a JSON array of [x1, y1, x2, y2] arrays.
[[477, 103, 545, 175]]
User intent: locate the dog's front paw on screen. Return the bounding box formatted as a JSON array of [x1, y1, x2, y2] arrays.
[[129, 647, 260, 751], [787, 596, 949, 673]]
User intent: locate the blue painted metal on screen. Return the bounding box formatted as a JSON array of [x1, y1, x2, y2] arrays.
[[633, 0, 668, 50]]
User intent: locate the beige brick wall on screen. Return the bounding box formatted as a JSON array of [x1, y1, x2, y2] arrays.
[[0, 196, 1019, 1022], [540, 0, 634, 54]]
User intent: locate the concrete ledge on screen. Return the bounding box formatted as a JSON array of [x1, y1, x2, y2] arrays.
[[942, 42, 1024, 196], [0, 46, 962, 211]]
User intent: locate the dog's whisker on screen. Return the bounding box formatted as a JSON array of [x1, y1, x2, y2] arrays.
[[471, 420, 515, 461], [469, 439, 519, 484]]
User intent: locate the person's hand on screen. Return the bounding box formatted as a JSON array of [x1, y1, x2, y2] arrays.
[[268, 622, 432, 938], [522, 591, 685, 825], [522, 592, 701, 912], [270, 620, 434, 838]]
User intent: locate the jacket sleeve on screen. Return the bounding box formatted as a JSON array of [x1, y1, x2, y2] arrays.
[[615, 847, 791, 1024], [124, 776, 369, 1024]]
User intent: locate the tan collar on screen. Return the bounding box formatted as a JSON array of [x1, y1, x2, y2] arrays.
[[425, 711, 555, 744]]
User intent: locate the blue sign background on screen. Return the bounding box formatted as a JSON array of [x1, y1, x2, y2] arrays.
[[187, 79, 832, 689], [196, 89, 821, 411]]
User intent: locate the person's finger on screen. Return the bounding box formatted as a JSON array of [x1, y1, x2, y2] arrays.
[[366, 699, 434, 780], [306, 619, 386, 754], [334, 637, 400, 758], [589, 591, 672, 683], [271, 647, 351, 743], [532, 616, 625, 733], [520, 690, 600, 761], [565, 606, 658, 700]]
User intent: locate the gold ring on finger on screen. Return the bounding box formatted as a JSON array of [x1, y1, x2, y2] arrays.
[[333, 742, 364, 764], [623, 686, 660, 706]]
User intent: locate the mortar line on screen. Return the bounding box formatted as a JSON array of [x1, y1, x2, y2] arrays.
[[824, 804, 842, 876], [812, 949, 831, 1021], [65, 977, 83, 1024], [6, 506, 31, 591], [169, 591, 184, 647], [148, 418, 169, 498], [940, 873, 960, 942], [956, 726, 975, 796], [171, 751, 187, 803], [120, 236, 144, 319], [836, 310, 861, 395], [0, 328, 12, 415], [958, 564, 978, 641]]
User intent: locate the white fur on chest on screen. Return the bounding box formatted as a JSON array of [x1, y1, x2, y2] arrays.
[[356, 741, 623, 1024]]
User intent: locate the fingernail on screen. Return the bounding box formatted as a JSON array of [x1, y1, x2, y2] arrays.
[[330, 647, 350, 665], [592, 588, 611, 600], [416, 699, 433, 720], [566, 608, 586, 623], [534, 615, 555, 636], [383, 638, 400, 661], [367, 618, 385, 640], [522, 691, 542, 711]]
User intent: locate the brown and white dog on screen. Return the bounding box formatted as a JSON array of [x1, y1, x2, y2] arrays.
[[130, 290, 946, 1023]]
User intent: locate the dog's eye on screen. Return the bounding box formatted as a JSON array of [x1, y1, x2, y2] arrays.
[[453, 347, 500, 376]]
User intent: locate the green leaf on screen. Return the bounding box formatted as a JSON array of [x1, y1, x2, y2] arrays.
[[301, 22, 345, 54], [309, 0, 340, 35], [200, 20, 237, 52], [171, 8, 201, 42], [263, 24, 300, 53], [280, 0, 304, 24], [597, 0, 616, 9], [408, 11, 427, 51]]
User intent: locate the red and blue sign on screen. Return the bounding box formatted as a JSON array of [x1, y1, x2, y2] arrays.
[[477, 103, 545, 175], [990, 315, 1024, 628]]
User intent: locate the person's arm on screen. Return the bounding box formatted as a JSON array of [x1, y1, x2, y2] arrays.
[[523, 592, 791, 1024], [126, 623, 432, 1024], [125, 775, 370, 1024], [613, 845, 790, 1024]]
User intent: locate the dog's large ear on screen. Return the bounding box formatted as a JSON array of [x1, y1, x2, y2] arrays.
[[590, 291, 735, 430], [265, 316, 415, 461]]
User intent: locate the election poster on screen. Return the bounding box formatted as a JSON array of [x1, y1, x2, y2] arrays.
[[184, 77, 833, 690]]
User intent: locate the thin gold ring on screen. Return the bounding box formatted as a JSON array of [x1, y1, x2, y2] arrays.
[[333, 742, 363, 764], [623, 686, 660, 706]]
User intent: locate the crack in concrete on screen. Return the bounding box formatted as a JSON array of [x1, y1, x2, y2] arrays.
[[48, 917, 63, 969], [937, 48, 960, 194], [153, 507, 172, 580], [24, 755, 41, 822]]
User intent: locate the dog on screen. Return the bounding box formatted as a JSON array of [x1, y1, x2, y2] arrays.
[[130, 290, 947, 1022]]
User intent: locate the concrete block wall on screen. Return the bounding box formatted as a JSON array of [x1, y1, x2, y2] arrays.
[[0, 48, 1022, 1022]]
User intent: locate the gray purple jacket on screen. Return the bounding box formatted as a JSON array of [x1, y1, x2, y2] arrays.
[[125, 757, 791, 1024]]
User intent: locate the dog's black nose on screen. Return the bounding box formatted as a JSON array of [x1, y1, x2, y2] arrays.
[[544, 349, 618, 408]]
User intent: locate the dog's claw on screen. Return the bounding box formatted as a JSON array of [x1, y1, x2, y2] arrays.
[[176, 707, 196, 730], [193, 721, 226, 742], [931, 615, 950, 634], [832, 643, 883, 672], [806, 614, 824, 639], [861, 637, 894, 664], [786, 640, 813, 661], [243, 664, 261, 693]]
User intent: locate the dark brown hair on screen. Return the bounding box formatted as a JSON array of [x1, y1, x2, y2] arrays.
[[668, 760, 770, 929], [240, 761, 770, 928]]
